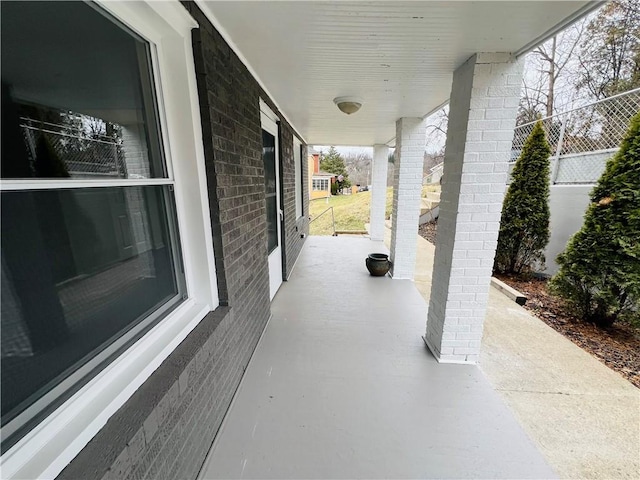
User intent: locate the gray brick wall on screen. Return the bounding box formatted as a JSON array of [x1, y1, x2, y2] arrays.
[[280, 128, 309, 279], [57, 307, 244, 480], [56, 2, 307, 478]]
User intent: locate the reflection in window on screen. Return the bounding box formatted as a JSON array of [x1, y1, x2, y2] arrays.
[[0, 1, 183, 449], [1, 187, 182, 429], [263, 130, 278, 254], [17, 108, 145, 179], [1, 1, 165, 180]]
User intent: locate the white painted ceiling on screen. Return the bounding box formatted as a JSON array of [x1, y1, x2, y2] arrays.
[[202, 1, 595, 146]]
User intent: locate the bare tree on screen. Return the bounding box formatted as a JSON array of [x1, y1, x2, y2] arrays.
[[518, 21, 587, 124], [343, 151, 373, 185], [519, 68, 548, 124], [425, 107, 448, 153], [576, 0, 640, 99], [534, 22, 586, 116]]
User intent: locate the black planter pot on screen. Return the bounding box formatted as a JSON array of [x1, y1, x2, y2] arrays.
[[366, 253, 391, 276]]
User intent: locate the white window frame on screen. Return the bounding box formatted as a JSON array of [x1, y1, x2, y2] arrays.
[[312, 178, 329, 191], [0, 2, 218, 479], [293, 138, 303, 219]]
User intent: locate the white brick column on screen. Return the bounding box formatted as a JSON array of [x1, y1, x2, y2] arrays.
[[389, 117, 426, 279], [425, 53, 524, 364], [369, 144, 389, 241], [121, 124, 150, 178]]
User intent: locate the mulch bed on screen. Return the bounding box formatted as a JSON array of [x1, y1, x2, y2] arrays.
[[418, 220, 640, 388], [418, 220, 438, 244]]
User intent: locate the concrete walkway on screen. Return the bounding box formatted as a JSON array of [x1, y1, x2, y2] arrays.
[[397, 230, 640, 479], [201, 237, 555, 479]]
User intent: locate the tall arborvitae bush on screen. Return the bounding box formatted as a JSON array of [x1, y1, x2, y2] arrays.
[[494, 120, 551, 274], [549, 112, 640, 328]]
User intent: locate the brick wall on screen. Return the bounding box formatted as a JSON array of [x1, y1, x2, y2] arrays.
[[389, 117, 427, 279], [58, 307, 243, 480], [369, 144, 389, 242], [280, 130, 309, 279], [57, 2, 307, 478], [121, 125, 150, 178]]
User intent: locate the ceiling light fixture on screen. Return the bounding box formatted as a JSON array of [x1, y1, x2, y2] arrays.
[[333, 96, 363, 115]]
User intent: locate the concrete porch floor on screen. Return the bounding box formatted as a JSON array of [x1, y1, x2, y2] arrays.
[[200, 236, 555, 479]]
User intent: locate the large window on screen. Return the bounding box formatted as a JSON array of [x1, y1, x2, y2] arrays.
[[1, 2, 186, 450]]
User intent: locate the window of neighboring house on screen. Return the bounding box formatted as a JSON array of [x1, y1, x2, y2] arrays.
[[312, 178, 329, 191], [294, 139, 303, 218], [0, 1, 216, 470]]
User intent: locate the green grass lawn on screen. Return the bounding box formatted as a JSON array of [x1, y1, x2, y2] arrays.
[[309, 187, 393, 235], [422, 184, 440, 197]]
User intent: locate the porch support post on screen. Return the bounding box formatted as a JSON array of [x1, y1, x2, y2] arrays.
[[369, 144, 389, 241], [425, 53, 524, 364], [389, 117, 426, 279]]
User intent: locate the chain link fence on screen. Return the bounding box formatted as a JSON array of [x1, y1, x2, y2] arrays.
[[510, 88, 640, 184], [20, 116, 127, 178]]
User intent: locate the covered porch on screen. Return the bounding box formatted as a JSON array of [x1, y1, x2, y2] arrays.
[[201, 0, 600, 365], [0, 1, 615, 479], [200, 236, 555, 479], [197, 1, 606, 477]]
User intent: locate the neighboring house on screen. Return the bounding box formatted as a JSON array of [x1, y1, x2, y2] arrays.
[[307, 148, 318, 198], [0, 2, 599, 480], [311, 172, 334, 199], [307, 148, 333, 199]]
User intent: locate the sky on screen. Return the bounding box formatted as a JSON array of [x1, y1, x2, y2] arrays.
[[312, 145, 373, 157]]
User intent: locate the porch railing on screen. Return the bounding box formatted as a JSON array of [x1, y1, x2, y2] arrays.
[[309, 206, 337, 236]]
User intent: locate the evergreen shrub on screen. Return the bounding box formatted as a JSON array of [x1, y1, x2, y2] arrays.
[[494, 120, 551, 274], [549, 112, 640, 328]]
